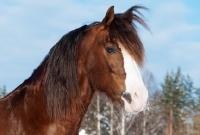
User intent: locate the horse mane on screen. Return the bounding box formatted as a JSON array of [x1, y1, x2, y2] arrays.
[[110, 6, 149, 66], [44, 25, 90, 120], [39, 6, 148, 120]]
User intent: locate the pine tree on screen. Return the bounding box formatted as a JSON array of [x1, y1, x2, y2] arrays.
[[0, 85, 7, 98], [160, 68, 196, 135]]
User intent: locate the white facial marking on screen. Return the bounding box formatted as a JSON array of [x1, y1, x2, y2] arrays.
[[119, 45, 148, 114]]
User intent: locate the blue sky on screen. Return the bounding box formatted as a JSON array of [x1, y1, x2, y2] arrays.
[[0, 0, 200, 92]]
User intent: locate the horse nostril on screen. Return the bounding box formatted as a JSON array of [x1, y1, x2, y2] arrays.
[[121, 92, 132, 104]]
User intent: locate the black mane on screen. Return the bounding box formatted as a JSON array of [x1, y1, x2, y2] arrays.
[[45, 25, 88, 119]]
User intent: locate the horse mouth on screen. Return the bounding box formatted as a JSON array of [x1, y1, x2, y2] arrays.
[[121, 92, 146, 114]]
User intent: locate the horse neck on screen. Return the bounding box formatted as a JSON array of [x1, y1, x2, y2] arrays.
[[35, 56, 95, 133], [45, 71, 95, 134], [0, 57, 50, 132], [67, 69, 95, 131]]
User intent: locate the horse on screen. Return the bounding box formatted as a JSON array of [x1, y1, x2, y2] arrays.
[[0, 6, 149, 135]]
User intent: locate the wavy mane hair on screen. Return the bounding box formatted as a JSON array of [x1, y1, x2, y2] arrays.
[[43, 6, 149, 119]]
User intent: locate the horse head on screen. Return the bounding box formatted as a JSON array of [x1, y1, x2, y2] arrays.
[[77, 6, 149, 114]]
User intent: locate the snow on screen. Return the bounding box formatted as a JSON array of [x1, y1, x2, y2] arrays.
[[79, 129, 88, 135]]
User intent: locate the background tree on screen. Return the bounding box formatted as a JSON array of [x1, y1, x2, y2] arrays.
[[0, 85, 7, 98], [160, 68, 196, 135]]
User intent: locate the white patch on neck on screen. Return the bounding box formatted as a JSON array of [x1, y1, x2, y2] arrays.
[[119, 45, 148, 114]]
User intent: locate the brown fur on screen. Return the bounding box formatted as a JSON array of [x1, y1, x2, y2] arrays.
[[0, 6, 148, 135]]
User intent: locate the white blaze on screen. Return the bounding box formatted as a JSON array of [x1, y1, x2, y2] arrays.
[[119, 45, 148, 114]]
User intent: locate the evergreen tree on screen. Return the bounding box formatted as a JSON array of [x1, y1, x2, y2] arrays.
[[0, 85, 7, 98], [160, 68, 196, 135]]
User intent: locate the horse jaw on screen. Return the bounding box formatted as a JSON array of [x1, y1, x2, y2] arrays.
[[119, 45, 148, 114]]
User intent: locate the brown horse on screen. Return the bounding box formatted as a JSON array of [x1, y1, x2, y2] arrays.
[[0, 6, 149, 135]]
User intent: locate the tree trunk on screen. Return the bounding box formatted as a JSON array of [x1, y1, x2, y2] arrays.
[[169, 100, 173, 135], [143, 113, 146, 135], [165, 122, 169, 135], [110, 104, 113, 135], [169, 107, 173, 135], [97, 93, 101, 135], [136, 118, 139, 135], [121, 112, 125, 135]]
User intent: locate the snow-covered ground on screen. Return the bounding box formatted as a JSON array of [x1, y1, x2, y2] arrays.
[[79, 129, 87, 135]]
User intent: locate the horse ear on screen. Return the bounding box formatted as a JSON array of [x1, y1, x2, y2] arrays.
[[101, 6, 114, 29]]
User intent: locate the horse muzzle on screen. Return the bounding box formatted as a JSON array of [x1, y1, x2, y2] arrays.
[[121, 85, 148, 114]]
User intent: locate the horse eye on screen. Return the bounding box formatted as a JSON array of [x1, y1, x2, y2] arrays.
[[106, 46, 117, 54]]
